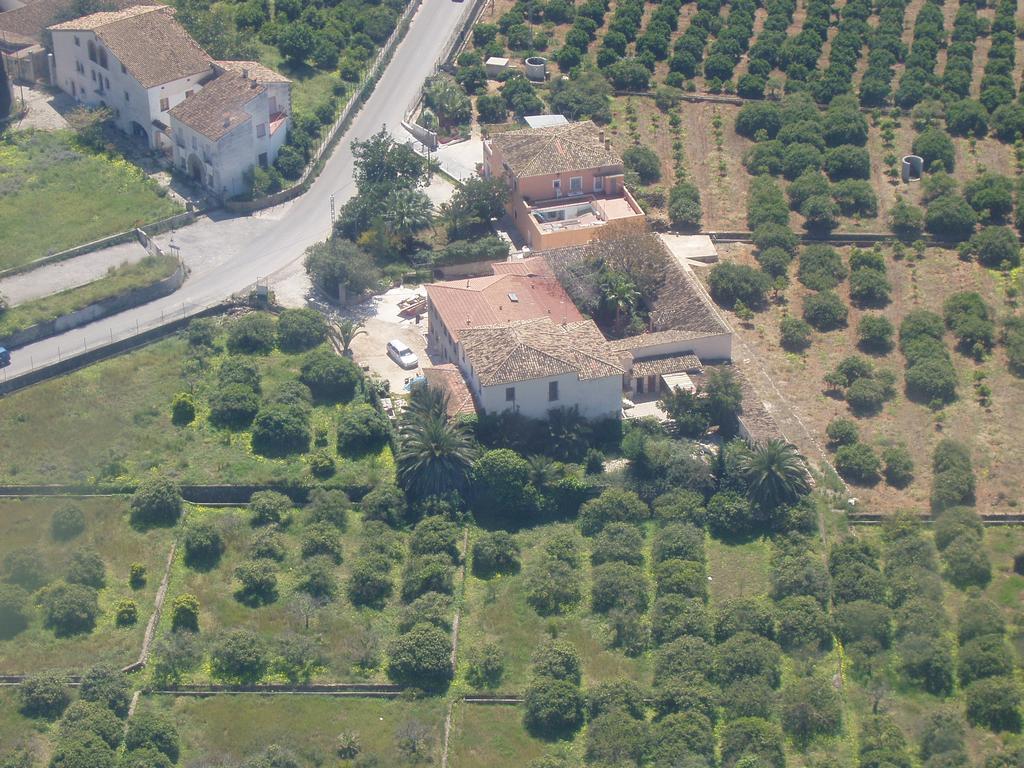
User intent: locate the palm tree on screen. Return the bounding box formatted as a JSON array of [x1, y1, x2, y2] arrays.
[[599, 272, 640, 332], [526, 454, 562, 492], [736, 439, 811, 512], [335, 318, 367, 356], [396, 388, 477, 500], [547, 406, 588, 461], [383, 188, 434, 243]]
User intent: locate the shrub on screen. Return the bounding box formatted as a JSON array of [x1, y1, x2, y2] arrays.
[[276, 308, 327, 352], [835, 443, 881, 484], [305, 488, 349, 529], [410, 516, 460, 562], [337, 404, 390, 456], [652, 523, 704, 564], [360, 484, 406, 527], [183, 519, 224, 569], [780, 676, 843, 744], [401, 554, 455, 602], [171, 392, 196, 426], [532, 640, 582, 684], [715, 631, 783, 688], [965, 677, 1022, 732], [964, 174, 1013, 221], [906, 358, 958, 405], [523, 678, 585, 739], [826, 418, 859, 448], [19, 670, 70, 719], [934, 506, 983, 551], [779, 316, 813, 351], [472, 531, 520, 577], [913, 128, 956, 171], [0, 583, 30, 639], [209, 383, 260, 429], [970, 225, 1020, 268], [526, 557, 581, 615], [38, 581, 98, 636], [299, 349, 361, 402], [114, 599, 138, 627], [801, 194, 839, 233], [58, 700, 122, 748], [668, 180, 702, 229], [832, 179, 878, 217], [251, 403, 310, 457], [925, 194, 977, 241], [958, 634, 1013, 686], [465, 642, 505, 689], [300, 522, 343, 563], [249, 490, 292, 527], [802, 291, 848, 331], [51, 505, 85, 541], [398, 592, 452, 633], [736, 101, 782, 138], [130, 477, 182, 528], [708, 262, 772, 309], [65, 548, 104, 589], [592, 562, 650, 614], [591, 522, 645, 566], [898, 633, 955, 695], [798, 245, 847, 290], [171, 593, 200, 632], [720, 717, 786, 768], [124, 710, 180, 762], [890, 198, 925, 239], [858, 314, 894, 352], [226, 312, 277, 354], [79, 663, 130, 717], [210, 629, 267, 683], [824, 144, 871, 180], [776, 595, 830, 651], [958, 595, 1005, 644], [622, 145, 662, 184], [579, 488, 649, 536], [386, 623, 453, 690], [217, 357, 261, 392], [943, 533, 991, 588], [346, 554, 391, 607], [756, 246, 793, 277], [706, 490, 754, 537], [752, 224, 799, 255], [849, 268, 891, 307], [233, 560, 278, 606], [882, 444, 914, 487]]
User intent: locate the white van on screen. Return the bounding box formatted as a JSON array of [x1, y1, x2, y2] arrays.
[[386, 339, 419, 369]]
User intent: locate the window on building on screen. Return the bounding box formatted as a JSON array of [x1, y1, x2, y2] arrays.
[[90, 70, 96, 82], [594, 175, 604, 192], [74, 36, 80, 46], [87, 40, 96, 63], [256, 123, 266, 138], [159, 97, 169, 111], [548, 381, 559, 401], [570, 176, 583, 195], [124, 91, 129, 102], [192, 137, 197, 149], [98, 48, 108, 69], [104, 76, 109, 90], [121, 63, 126, 74], [552, 178, 561, 197], [505, 387, 515, 402], [258, 152, 268, 168]]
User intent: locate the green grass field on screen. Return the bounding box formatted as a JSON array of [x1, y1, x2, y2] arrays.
[[0, 497, 174, 672], [457, 523, 651, 692], [0, 131, 181, 270], [136, 693, 446, 765], [0, 328, 394, 485], [0, 687, 51, 761], [152, 505, 407, 683], [448, 702, 553, 768], [0, 254, 179, 337]]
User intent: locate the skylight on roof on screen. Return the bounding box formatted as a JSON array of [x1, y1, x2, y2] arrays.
[[508, 292, 519, 302]]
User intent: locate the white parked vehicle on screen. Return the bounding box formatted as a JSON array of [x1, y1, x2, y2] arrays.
[[386, 339, 419, 369]]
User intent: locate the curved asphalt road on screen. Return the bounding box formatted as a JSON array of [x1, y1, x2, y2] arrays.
[[3, 0, 468, 379]]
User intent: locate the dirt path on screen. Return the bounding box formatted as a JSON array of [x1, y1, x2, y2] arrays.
[[439, 527, 470, 768]]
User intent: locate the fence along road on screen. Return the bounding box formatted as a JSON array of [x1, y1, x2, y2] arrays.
[[0, 0, 470, 385]]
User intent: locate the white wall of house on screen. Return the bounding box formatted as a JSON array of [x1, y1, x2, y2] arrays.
[[51, 29, 207, 147], [478, 371, 622, 420], [624, 333, 733, 365]]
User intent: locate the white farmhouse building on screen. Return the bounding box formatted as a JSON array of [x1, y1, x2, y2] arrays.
[[49, 5, 212, 152], [48, 5, 291, 199], [424, 235, 734, 420], [169, 61, 290, 198]]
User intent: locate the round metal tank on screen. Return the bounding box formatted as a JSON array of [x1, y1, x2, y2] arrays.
[[524, 56, 548, 81]]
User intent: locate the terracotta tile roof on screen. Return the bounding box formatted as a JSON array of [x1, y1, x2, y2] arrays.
[[169, 69, 262, 140], [214, 59, 290, 83], [632, 352, 704, 377], [488, 120, 622, 178], [50, 5, 211, 88], [0, 0, 139, 46], [459, 318, 623, 386], [422, 364, 477, 417], [490, 255, 553, 277], [427, 272, 582, 342], [604, 329, 720, 353]]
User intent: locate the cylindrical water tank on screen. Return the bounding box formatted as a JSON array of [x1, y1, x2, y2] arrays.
[[524, 56, 548, 81], [902, 154, 924, 182]]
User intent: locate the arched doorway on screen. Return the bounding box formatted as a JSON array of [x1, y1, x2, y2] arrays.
[[130, 121, 149, 146]]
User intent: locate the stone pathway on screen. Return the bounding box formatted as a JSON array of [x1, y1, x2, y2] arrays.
[[9, 87, 72, 132], [0, 240, 150, 305]]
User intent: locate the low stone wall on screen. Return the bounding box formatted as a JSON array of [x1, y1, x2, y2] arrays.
[[0, 258, 186, 350], [0, 211, 196, 280]]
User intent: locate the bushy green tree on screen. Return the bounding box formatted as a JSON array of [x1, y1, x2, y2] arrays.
[[386, 623, 453, 690]]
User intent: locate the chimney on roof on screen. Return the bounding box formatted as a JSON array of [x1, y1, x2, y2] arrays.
[[598, 128, 605, 143], [223, 115, 230, 128], [241, 67, 248, 79], [605, 138, 611, 150]]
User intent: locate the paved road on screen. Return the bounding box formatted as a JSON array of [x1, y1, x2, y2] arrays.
[[2, 0, 468, 379]]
